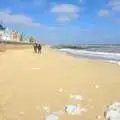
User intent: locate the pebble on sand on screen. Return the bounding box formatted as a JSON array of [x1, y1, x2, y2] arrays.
[[70, 94, 84, 100]]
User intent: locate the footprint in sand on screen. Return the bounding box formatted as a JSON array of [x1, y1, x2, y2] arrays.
[[70, 94, 84, 101]]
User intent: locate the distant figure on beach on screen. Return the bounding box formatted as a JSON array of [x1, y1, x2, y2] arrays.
[[38, 43, 42, 54], [33, 42, 38, 53]]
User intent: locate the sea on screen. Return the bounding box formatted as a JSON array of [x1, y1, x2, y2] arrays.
[[58, 44, 120, 64]]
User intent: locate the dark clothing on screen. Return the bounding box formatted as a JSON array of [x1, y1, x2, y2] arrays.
[[38, 44, 42, 54], [33, 43, 37, 53]]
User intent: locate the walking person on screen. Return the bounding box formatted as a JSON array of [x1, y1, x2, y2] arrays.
[[33, 42, 37, 53], [38, 43, 42, 54]]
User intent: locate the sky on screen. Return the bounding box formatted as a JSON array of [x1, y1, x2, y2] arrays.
[[0, 0, 120, 44]]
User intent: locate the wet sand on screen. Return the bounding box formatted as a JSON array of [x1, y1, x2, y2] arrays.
[[0, 46, 120, 120]]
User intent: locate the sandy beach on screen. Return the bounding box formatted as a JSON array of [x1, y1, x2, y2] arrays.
[[0, 46, 120, 120]]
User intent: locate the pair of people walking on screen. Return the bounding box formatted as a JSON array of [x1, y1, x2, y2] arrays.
[[33, 42, 42, 54]]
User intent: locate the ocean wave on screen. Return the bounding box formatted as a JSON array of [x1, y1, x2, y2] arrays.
[[59, 49, 120, 61]]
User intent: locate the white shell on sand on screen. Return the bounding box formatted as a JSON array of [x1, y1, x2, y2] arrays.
[[32, 68, 40, 70], [65, 104, 80, 115], [105, 102, 120, 120], [58, 88, 63, 93], [96, 115, 102, 119], [70, 94, 84, 100], [95, 85, 100, 89], [45, 114, 59, 120], [65, 104, 88, 115], [19, 112, 25, 116], [42, 105, 50, 113]]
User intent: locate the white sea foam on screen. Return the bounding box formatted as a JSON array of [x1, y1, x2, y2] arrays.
[[59, 49, 120, 61], [108, 60, 120, 66]]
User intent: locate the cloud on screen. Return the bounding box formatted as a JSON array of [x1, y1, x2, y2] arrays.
[[51, 4, 80, 13], [0, 9, 41, 27], [108, 0, 120, 12], [57, 14, 79, 22], [51, 4, 80, 22], [98, 9, 109, 16]]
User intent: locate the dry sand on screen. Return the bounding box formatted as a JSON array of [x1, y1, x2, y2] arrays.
[[0, 46, 120, 120]]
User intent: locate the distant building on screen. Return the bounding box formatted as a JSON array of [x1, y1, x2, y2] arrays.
[[20, 32, 24, 42], [22, 35, 30, 43], [0, 30, 4, 41], [11, 30, 21, 42], [1, 28, 11, 41], [0, 24, 5, 41], [0, 24, 32, 43]]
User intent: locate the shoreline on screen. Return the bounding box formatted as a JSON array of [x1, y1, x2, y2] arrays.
[[57, 49, 120, 67], [56, 48, 120, 67], [58, 47, 120, 62]]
